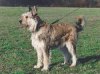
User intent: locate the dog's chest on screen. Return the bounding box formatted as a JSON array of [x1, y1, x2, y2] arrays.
[[31, 32, 44, 49]]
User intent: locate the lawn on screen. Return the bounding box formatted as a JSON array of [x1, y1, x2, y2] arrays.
[[0, 7, 100, 74]]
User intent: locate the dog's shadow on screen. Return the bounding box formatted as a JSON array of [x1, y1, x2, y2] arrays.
[[50, 54, 100, 69], [78, 54, 100, 64], [29, 55, 100, 73]]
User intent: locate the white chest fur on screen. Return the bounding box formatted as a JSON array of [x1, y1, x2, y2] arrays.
[[31, 31, 45, 50]]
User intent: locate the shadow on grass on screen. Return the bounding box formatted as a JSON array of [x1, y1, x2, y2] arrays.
[[49, 61, 63, 70], [78, 55, 100, 64], [50, 55, 100, 69], [28, 55, 100, 73]]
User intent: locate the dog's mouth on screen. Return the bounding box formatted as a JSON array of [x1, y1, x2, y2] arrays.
[[19, 20, 29, 28], [25, 25, 29, 28], [20, 24, 29, 29]]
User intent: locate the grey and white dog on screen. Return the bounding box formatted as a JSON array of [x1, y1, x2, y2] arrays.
[[19, 6, 85, 71]]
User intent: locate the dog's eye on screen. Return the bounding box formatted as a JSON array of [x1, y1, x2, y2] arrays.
[[26, 16, 28, 18]]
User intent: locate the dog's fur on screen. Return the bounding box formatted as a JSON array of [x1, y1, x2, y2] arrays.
[[19, 6, 85, 71]]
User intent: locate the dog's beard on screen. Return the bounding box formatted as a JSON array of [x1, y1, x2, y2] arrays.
[[20, 23, 29, 29], [28, 25, 34, 32], [27, 19, 38, 32]]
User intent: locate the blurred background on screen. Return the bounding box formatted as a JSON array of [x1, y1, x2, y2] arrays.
[[0, 0, 100, 7]]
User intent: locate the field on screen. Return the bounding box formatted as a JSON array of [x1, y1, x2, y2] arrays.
[[0, 7, 100, 74]]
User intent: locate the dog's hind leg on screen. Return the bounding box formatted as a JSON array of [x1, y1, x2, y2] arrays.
[[59, 46, 71, 65], [66, 41, 77, 67], [34, 49, 43, 69]]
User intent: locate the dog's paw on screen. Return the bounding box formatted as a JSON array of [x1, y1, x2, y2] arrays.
[[61, 62, 67, 65], [34, 65, 41, 69], [41, 68, 48, 71], [61, 61, 70, 65], [41, 66, 49, 71], [69, 64, 76, 68]]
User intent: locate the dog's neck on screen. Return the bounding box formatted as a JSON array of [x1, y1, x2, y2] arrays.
[[34, 15, 45, 32]]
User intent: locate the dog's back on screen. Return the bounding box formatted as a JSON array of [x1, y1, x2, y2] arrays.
[[37, 16, 85, 48]]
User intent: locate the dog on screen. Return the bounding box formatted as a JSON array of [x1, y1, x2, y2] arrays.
[[19, 6, 85, 71]]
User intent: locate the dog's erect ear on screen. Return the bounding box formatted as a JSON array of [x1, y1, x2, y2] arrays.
[[31, 6, 37, 16], [33, 6, 37, 12], [29, 6, 32, 11], [28, 6, 37, 12]]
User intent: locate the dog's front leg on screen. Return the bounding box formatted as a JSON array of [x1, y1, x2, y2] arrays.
[[34, 49, 43, 69], [41, 49, 50, 71]]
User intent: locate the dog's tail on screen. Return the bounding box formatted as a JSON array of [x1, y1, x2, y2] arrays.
[[75, 16, 85, 32]]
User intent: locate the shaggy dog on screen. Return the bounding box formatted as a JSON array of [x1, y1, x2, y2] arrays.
[[19, 6, 85, 71]]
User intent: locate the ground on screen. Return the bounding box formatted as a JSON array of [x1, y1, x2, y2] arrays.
[[0, 7, 100, 74]]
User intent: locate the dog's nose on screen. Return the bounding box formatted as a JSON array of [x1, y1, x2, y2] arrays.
[[19, 20, 22, 23]]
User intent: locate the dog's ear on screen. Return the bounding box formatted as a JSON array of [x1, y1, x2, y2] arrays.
[[33, 6, 37, 12], [31, 6, 37, 16], [29, 6, 32, 11]]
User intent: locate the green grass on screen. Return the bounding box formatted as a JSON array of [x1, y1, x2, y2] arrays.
[[0, 7, 100, 74]]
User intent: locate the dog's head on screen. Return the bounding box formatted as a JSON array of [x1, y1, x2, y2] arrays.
[[19, 6, 39, 32]]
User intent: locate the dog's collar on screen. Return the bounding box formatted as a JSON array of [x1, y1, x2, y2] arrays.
[[34, 16, 45, 32], [32, 13, 38, 18], [35, 20, 45, 31], [31, 14, 45, 32]]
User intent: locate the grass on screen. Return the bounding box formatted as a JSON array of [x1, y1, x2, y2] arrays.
[[0, 7, 100, 74]]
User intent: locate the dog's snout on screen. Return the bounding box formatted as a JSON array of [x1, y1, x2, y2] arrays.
[[19, 20, 22, 23]]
